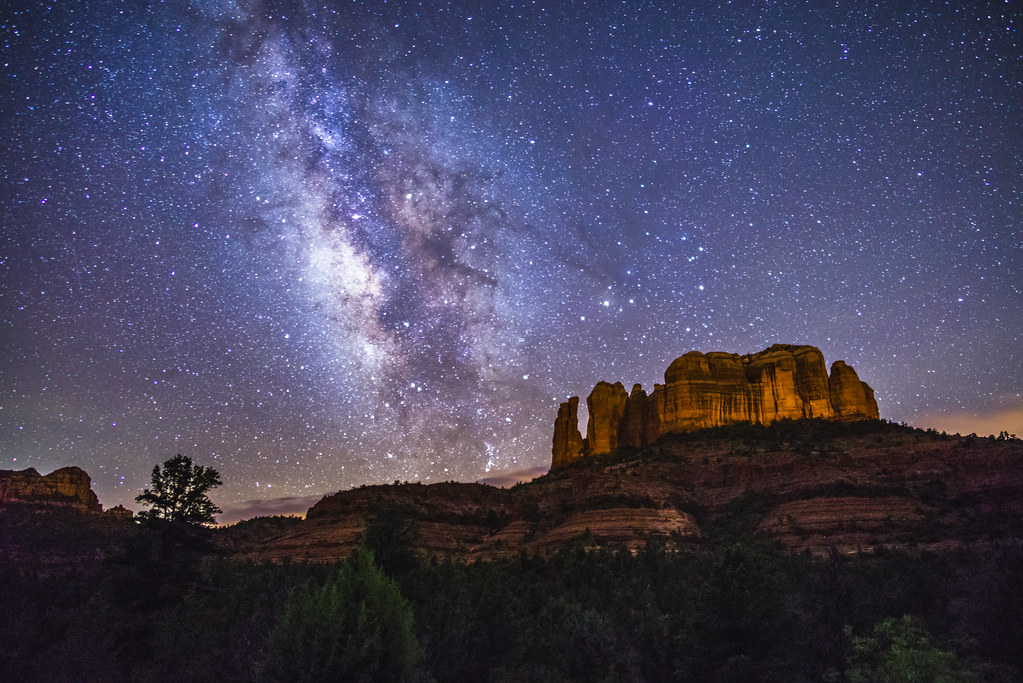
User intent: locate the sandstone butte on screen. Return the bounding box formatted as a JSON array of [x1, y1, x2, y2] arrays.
[[552, 344, 879, 469], [0, 466, 103, 514]]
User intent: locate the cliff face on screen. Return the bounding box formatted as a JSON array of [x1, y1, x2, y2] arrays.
[[829, 360, 880, 420], [586, 382, 628, 455], [0, 467, 102, 514], [552, 344, 879, 468]]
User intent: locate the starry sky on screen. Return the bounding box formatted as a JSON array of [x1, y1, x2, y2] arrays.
[[2, 1, 1020, 520]]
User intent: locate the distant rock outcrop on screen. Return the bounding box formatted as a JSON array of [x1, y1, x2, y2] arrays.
[[105, 504, 134, 520], [552, 344, 879, 468], [0, 467, 102, 513]]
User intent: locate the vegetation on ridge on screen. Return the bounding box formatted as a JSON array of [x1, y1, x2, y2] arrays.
[[3, 500, 1022, 681], [541, 417, 1015, 480]]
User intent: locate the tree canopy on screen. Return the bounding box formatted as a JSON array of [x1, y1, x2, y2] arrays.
[[261, 546, 422, 682], [135, 454, 223, 525]]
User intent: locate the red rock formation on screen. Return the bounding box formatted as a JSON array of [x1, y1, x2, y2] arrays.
[[552, 344, 880, 467], [746, 346, 804, 422], [829, 360, 880, 420], [551, 397, 585, 468], [106, 504, 134, 520], [0, 466, 102, 513], [621, 384, 658, 449], [791, 346, 836, 419], [585, 382, 628, 455], [661, 351, 753, 432]]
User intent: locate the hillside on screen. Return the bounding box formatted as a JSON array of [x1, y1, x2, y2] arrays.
[[220, 420, 1023, 562], [5, 420, 1023, 681]]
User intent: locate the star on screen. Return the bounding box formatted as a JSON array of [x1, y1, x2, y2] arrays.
[[0, 0, 1019, 516]]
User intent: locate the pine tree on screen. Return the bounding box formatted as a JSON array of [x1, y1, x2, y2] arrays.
[[135, 454, 222, 525]]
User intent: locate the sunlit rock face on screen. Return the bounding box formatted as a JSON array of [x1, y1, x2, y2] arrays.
[[829, 360, 880, 421], [551, 397, 585, 469], [552, 344, 880, 468], [0, 466, 102, 513], [585, 382, 628, 456], [660, 351, 754, 432], [621, 384, 658, 449]]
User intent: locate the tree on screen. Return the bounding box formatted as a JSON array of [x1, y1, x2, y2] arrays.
[[135, 454, 222, 525], [261, 546, 422, 682], [361, 505, 421, 578]]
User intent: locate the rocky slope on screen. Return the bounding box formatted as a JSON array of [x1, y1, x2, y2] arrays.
[[220, 422, 1023, 563], [0, 468, 121, 573], [0, 466, 102, 514], [553, 344, 878, 468]]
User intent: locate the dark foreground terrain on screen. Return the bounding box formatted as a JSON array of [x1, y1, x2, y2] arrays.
[[2, 421, 1022, 681]]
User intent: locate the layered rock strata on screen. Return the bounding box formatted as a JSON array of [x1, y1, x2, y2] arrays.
[[0, 466, 103, 513], [553, 344, 878, 468], [219, 426, 1023, 562]]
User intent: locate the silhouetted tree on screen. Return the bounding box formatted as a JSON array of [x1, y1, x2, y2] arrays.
[[135, 454, 222, 525]]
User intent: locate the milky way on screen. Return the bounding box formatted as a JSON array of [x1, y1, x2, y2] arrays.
[[2, 1, 1020, 517]]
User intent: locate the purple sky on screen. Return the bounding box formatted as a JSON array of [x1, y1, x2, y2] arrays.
[[3, 1, 1019, 519]]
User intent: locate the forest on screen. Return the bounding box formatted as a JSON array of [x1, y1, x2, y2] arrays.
[[2, 495, 1021, 682]]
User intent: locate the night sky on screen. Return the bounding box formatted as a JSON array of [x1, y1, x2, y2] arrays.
[[3, 1, 1020, 520]]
